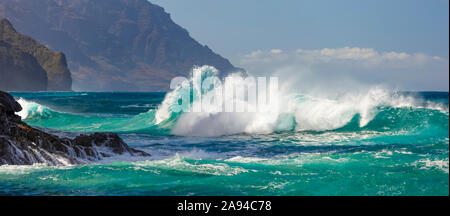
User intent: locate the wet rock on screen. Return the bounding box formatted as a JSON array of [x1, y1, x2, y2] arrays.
[[0, 91, 150, 165], [73, 133, 149, 157]]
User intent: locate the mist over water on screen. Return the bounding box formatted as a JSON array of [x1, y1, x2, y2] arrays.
[[2, 66, 449, 195]]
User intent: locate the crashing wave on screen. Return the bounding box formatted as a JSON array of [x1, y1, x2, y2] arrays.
[[15, 65, 449, 137], [154, 66, 449, 136]]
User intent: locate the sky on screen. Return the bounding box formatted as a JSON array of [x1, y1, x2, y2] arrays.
[[151, 0, 449, 91]]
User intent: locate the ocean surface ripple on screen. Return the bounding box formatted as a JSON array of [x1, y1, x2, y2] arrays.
[[2, 67, 448, 195]]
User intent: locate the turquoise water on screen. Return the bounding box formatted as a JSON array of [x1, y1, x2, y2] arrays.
[[1, 68, 448, 196]]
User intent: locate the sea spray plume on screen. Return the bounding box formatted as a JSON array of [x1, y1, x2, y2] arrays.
[[154, 65, 281, 136], [16, 98, 49, 120], [292, 87, 413, 131], [153, 66, 447, 136], [239, 54, 448, 131], [237, 48, 449, 91], [245, 60, 445, 131]]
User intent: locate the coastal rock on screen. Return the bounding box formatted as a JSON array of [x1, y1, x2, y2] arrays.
[[0, 90, 22, 113], [0, 91, 149, 166], [0, 18, 72, 91], [73, 133, 150, 157]]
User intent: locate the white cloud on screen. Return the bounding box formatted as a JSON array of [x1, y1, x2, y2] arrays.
[[315, 47, 377, 60], [234, 47, 449, 91], [382, 51, 410, 60], [242, 46, 443, 65], [270, 49, 283, 54]]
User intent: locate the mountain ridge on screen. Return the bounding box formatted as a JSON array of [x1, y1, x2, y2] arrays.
[[0, 0, 241, 91]]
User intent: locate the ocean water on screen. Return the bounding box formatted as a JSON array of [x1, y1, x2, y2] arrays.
[[1, 67, 449, 196]]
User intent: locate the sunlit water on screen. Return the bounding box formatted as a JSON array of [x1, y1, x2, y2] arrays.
[[1, 68, 448, 196]]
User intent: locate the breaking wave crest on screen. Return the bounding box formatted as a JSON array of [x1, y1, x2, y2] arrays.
[[16, 66, 449, 137], [154, 66, 448, 136]]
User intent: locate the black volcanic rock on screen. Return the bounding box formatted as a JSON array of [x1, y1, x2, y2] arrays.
[[0, 91, 150, 165], [0, 0, 242, 91], [0, 18, 72, 91], [0, 90, 21, 113], [72, 133, 149, 157]]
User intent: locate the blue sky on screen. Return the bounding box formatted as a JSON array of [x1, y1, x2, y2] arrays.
[[152, 0, 448, 58], [151, 0, 449, 91]]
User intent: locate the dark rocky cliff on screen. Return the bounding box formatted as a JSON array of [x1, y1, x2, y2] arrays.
[[0, 91, 150, 165], [0, 0, 241, 91], [0, 18, 72, 91]]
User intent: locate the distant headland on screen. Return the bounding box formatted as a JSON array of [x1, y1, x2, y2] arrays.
[[0, 0, 243, 91]]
